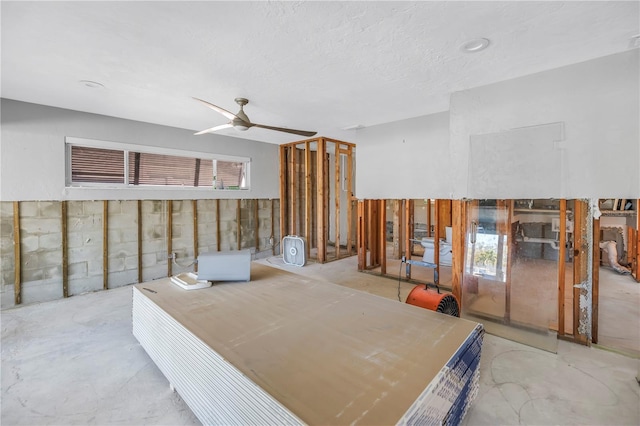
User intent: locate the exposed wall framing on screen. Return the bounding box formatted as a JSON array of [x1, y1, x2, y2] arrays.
[[279, 137, 356, 264], [0, 198, 280, 309]]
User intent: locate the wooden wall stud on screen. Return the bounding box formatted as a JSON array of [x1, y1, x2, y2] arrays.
[[13, 202, 21, 304], [103, 200, 108, 290], [61, 201, 69, 297]]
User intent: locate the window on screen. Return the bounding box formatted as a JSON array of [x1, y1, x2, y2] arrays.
[[66, 138, 250, 190]]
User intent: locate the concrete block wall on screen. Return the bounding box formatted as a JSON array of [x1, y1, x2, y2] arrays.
[[107, 200, 139, 289], [218, 199, 239, 252], [0, 198, 281, 309], [17, 201, 64, 305], [196, 199, 217, 256], [171, 200, 195, 275], [141, 200, 169, 283], [239, 199, 256, 251], [67, 201, 105, 295]]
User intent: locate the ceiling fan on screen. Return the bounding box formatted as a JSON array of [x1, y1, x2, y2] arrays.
[[193, 97, 317, 137]]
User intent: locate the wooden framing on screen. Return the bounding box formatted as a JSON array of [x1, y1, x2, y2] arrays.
[[393, 200, 402, 260], [357, 201, 365, 270], [103, 200, 109, 290], [167, 200, 173, 277], [61, 201, 69, 298], [346, 146, 354, 256], [451, 200, 465, 305], [216, 199, 221, 252], [591, 214, 600, 343], [403, 199, 413, 278], [237, 199, 242, 250], [13, 202, 21, 305], [305, 142, 312, 260], [137, 200, 143, 283], [496, 200, 510, 322], [316, 138, 327, 263], [433, 200, 440, 271], [279, 137, 355, 264], [379, 200, 386, 275], [557, 199, 567, 336], [271, 199, 276, 256], [634, 200, 639, 282], [254, 199, 259, 253], [193, 200, 199, 272], [335, 147, 341, 259], [279, 146, 287, 245]]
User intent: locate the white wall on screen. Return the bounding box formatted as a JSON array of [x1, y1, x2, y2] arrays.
[[0, 99, 280, 201], [355, 111, 451, 199], [450, 49, 639, 199], [355, 50, 639, 200]]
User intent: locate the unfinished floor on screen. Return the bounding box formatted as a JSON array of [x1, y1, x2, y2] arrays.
[[2, 256, 639, 425]]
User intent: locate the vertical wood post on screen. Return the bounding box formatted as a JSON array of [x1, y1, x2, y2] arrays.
[[271, 199, 276, 256], [316, 138, 327, 263], [636, 200, 640, 282], [216, 199, 221, 252], [451, 200, 465, 306], [346, 146, 354, 256], [103, 200, 108, 290], [279, 145, 287, 244], [13, 202, 21, 305], [404, 199, 412, 278], [379, 199, 387, 275], [591, 214, 600, 343], [434, 200, 441, 272], [393, 200, 402, 259], [305, 141, 311, 260], [335, 146, 341, 259], [193, 200, 199, 272], [61, 201, 69, 297], [289, 146, 297, 235], [254, 199, 260, 252], [167, 201, 173, 277], [237, 199, 242, 250], [558, 199, 567, 336], [357, 201, 365, 270], [137, 201, 142, 283], [427, 199, 432, 237]]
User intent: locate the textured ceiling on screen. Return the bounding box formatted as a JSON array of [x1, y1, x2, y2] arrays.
[[2, 1, 638, 144]]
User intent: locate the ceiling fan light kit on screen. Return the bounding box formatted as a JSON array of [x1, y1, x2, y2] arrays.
[[194, 97, 317, 137]]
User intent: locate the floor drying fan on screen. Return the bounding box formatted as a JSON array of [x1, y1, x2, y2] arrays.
[[282, 236, 306, 267]]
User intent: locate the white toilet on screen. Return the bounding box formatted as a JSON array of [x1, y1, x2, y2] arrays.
[[421, 226, 453, 266]]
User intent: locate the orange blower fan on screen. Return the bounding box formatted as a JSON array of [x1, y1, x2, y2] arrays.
[[406, 285, 460, 317]]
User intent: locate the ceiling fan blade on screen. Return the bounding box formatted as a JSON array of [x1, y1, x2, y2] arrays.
[[194, 123, 233, 135], [193, 97, 237, 120], [252, 123, 317, 137]]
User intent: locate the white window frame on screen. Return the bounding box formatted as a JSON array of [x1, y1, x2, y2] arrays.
[[65, 137, 251, 190]]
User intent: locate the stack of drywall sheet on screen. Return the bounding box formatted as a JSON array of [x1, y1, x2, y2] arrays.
[[132, 264, 483, 425]]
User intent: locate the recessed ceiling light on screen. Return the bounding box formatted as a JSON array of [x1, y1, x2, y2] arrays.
[[79, 80, 105, 89], [460, 38, 491, 53]]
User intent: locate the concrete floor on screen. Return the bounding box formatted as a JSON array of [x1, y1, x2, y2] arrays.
[[2, 256, 639, 425]]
